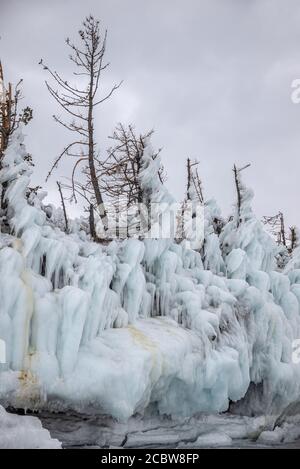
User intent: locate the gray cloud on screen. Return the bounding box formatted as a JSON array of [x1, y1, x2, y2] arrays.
[[1, 0, 300, 226]]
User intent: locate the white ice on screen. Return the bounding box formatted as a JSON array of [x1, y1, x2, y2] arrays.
[[1, 128, 300, 430], [0, 405, 61, 449]]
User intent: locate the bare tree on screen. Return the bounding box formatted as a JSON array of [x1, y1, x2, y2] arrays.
[[99, 123, 163, 207], [262, 211, 287, 247], [233, 163, 251, 227], [95, 123, 165, 237], [186, 158, 204, 204], [40, 15, 122, 240]]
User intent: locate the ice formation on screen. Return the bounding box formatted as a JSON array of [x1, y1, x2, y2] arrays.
[[0, 127, 300, 425], [0, 405, 61, 449]]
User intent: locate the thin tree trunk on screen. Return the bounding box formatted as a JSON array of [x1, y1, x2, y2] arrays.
[[88, 59, 107, 232], [56, 181, 69, 233], [290, 227, 296, 251], [186, 158, 192, 201], [280, 212, 286, 247], [89, 203, 97, 241], [233, 164, 241, 226]]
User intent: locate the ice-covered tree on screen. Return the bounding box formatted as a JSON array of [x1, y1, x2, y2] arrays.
[[262, 211, 290, 269], [0, 62, 32, 216], [0, 62, 32, 161], [262, 212, 287, 247], [137, 137, 174, 239], [178, 158, 204, 251], [220, 164, 278, 277], [0, 125, 40, 237], [176, 159, 224, 271], [289, 226, 300, 252], [202, 198, 225, 274], [100, 124, 164, 208], [186, 158, 203, 205]]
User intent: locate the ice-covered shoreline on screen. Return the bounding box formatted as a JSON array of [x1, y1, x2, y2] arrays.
[[1, 128, 300, 425], [37, 409, 300, 449], [0, 405, 61, 449]]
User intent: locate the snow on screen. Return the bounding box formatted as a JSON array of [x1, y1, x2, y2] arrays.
[[0, 405, 61, 449], [1, 128, 300, 430]]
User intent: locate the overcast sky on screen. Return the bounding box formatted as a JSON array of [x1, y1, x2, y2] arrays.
[[1, 0, 300, 226]]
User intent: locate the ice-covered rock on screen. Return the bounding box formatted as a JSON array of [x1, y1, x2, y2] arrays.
[[181, 432, 232, 448]]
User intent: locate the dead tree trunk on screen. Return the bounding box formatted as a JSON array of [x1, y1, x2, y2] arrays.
[[41, 15, 121, 241], [186, 158, 192, 201], [89, 203, 97, 241], [233, 163, 250, 227], [290, 226, 296, 252], [233, 164, 241, 226], [186, 158, 204, 203], [279, 211, 286, 247], [0, 64, 11, 160], [87, 45, 107, 229], [56, 181, 69, 233]]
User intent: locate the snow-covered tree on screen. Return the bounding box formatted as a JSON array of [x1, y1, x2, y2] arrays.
[[202, 198, 225, 274], [220, 165, 278, 277], [0, 62, 32, 162], [262, 212, 287, 247], [289, 225, 300, 252], [0, 62, 32, 221], [100, 124, 164, 207]]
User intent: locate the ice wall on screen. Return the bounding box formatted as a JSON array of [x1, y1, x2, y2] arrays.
[[0, 129, 300, 421]]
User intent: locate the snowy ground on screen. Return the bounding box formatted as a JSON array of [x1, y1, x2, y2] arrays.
[[38, 411, 300, 449]]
